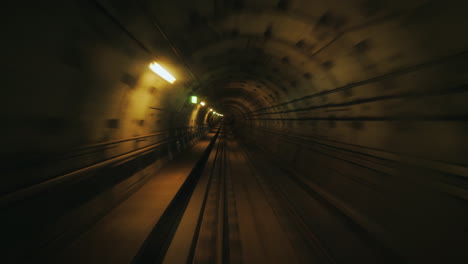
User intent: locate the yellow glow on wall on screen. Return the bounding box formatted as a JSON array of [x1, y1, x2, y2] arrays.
[[149, 62, 176, 84]]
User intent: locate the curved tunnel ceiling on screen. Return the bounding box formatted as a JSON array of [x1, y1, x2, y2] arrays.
[[140, 0, 468, 119]]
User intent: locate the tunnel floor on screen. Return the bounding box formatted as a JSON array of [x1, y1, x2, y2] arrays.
[[15, 125, 402, 264]]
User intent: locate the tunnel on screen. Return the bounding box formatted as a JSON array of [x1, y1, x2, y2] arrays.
[[1, 0, 468, 263]]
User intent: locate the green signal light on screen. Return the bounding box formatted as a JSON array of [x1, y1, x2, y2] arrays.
[[191, 96, 198, 104]]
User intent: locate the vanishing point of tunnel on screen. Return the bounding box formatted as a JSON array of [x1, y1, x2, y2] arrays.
[[1, 0, 468, 263]]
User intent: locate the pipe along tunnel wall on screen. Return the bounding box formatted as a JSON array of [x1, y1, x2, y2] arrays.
[[1, 0, 468, 263]]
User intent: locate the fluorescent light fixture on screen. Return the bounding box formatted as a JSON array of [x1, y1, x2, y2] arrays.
[[149, 62, 176, 84], [213, 111, 217, 114], [209, 109, 213, 112], [200, 101, 206, 106], [191, 96, 198, 104]]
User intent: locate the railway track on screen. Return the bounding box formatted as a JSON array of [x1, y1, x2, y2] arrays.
[[161, 126, 309, 264], [158, 124, 402, 264]]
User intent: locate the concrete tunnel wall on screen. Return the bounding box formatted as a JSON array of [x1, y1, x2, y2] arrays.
[[2, 1, 223, 194], [1, 0, 468, 262]]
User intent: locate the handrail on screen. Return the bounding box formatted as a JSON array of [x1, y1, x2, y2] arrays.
[[0, 127, 208, 207], [75, 131, 170, 151], [31, 126, 206, 163], [75, 126, 205, 151]]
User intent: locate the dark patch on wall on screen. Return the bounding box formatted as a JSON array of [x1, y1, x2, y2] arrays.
[[361, 105, 371, 111], [335, 15, 347, 29], [290, 80, 298, 87], [149, 87, 156, 94], [303, 73, 312, 79], [264, 25, 273, 39], [328, 117, 336, 128], [121, 73, 137, 88], [277, 0, 290, 11], [316, 11, 347, 29], [273, 67, 279, 72], [296, 39, 305, 48], [354, 39, 371, 54], [317, 11, 334, 27], [107, 119, 120, 129], [351, 121, 364, 130], [321, 60, 334, 70], [138, 120, 145, 126], [281, 56, 290, 64], [343, 88, 353, 97]]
